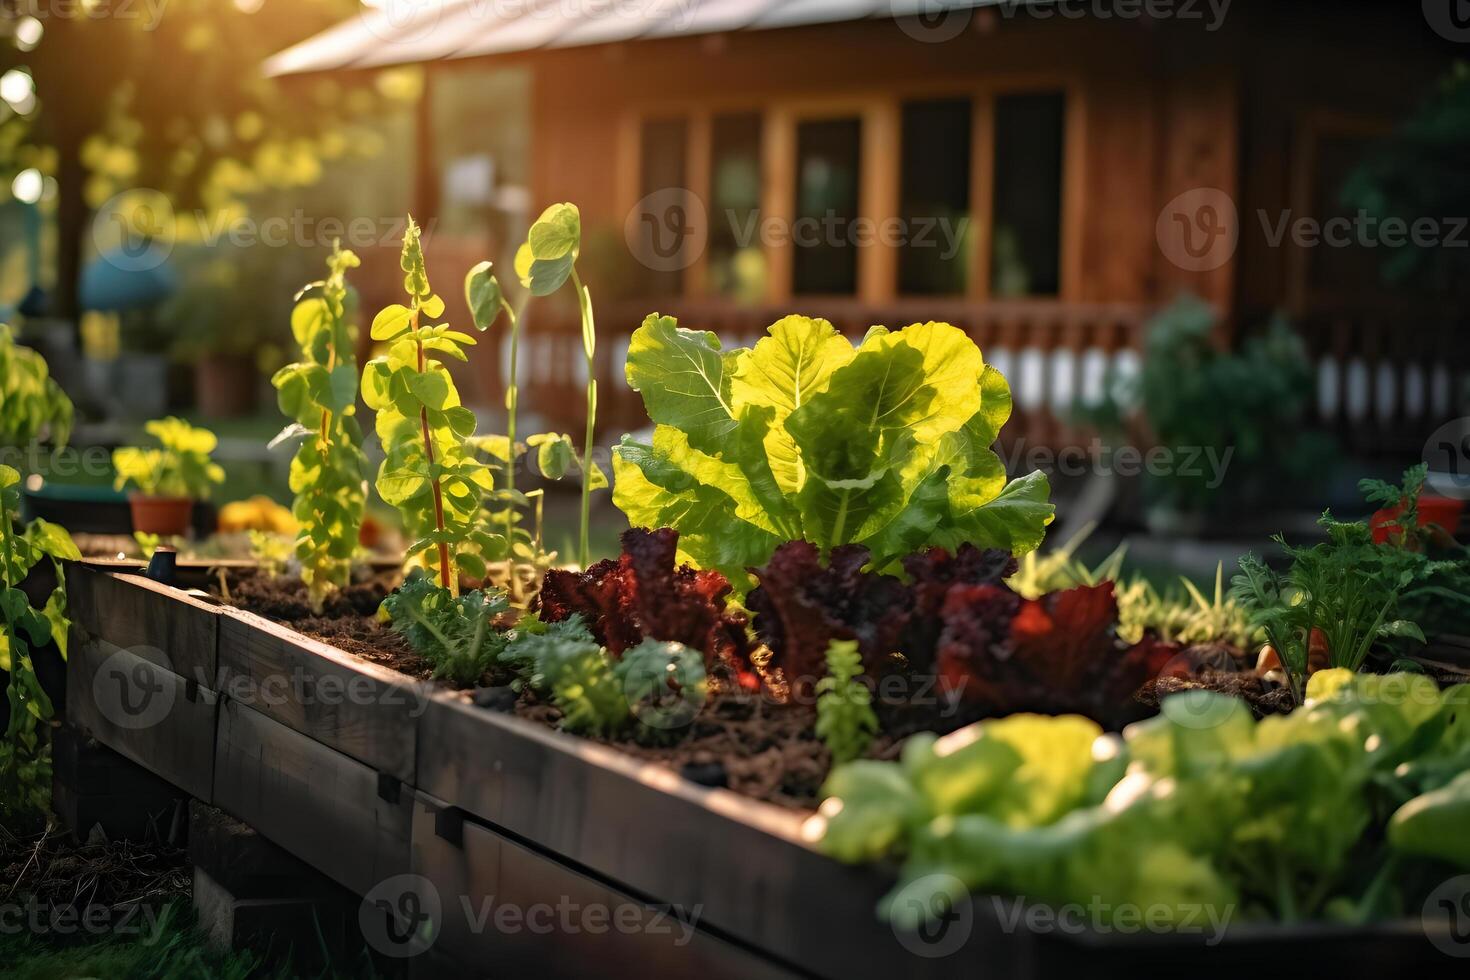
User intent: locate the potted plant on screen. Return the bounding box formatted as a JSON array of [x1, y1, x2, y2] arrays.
[[160, 245, 294, 418], [111, 416, 225, 536]]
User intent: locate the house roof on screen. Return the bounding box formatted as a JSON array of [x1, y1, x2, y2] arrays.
[[264, 0, 1028, 77]]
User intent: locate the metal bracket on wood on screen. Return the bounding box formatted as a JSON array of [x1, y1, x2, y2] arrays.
[[433, 805, 465, 848], [376, 772, 401, 805]]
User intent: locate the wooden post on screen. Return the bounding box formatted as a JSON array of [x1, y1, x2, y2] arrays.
[[858, 100, 900, 305]]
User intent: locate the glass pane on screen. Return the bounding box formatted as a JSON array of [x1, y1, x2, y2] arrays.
[[638, 117, 688, 295], [991, 92, 1065, 297], [899, 98, 973, 296], [793, 117, 861, 296], [708, 113, 765, 302]]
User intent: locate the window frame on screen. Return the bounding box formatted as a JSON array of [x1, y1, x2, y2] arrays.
[[617, 74, 1086, 305]]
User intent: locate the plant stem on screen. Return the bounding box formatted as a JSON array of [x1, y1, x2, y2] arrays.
[[413, 307, 452, 591], [501, 298, 521, 547], [571, 269, 595, 569]]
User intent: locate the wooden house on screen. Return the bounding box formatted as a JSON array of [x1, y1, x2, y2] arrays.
[[270, 0, 1468, 455]]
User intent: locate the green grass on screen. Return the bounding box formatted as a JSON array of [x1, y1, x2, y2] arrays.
[[0, 900, 387, 980]]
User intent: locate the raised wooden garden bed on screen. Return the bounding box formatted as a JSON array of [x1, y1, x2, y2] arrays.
[[62, 564, 1465, 977]]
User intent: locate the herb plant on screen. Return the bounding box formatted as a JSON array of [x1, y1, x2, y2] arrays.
[[1233, 512, 1429, 704], [0, 324, 73, 447], [615, 639, 706, 735], [112, 417, 225, 499], [272, 242, 369, 608], [815, 639, 877, 764], [382, 571, 511, 685], [1, 464, 79, 818], [363, 217, 498, 590], [614, 314, 1054, 586]]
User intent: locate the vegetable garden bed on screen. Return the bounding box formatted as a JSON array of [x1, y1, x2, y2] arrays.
[[63, 563, 1465, 977]]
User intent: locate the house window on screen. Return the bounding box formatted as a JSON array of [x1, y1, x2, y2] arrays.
[[708, 113, 764, 301], [899, 98, 973, 296], [793, 117, 862, 295], [991, 92, 1064, 297], [638, 117, 688, 294]]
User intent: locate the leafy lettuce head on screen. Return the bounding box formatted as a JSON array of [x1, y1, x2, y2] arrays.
[[613, 314, 1054, 587]]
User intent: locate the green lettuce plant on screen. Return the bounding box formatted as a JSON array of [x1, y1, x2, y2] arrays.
[[0, 324, 73, 447], [272, 241, 369, 608], [362, 217, 499, 590], [614, 314, 1054, 585], [819, 671, 1470, 930], [1, 464, 79, 818], [112, 417, 225, 499]]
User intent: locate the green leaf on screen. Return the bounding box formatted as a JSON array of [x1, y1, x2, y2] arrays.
[[526, 202, 581, 261], [420, 294, 445, 319], [624, 314, 741, 454], [371, 304, 413, 341], [291, 296, 330, 348], [936, 469, 1056, 556], [408, 369, 454, 411], [514, 243, 574, 297], [28, 520, 79, 562], [464, 261, 503, 331], [325, 364, 358, 413], [730, 315, 854, 493], [527, 433, 575, 480]]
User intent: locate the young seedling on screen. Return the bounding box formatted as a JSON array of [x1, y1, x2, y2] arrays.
[[513, 203, 606, 567], [272, 241, 369, 608], [363, 217, 499, 591], [815, 639, 878, 764], [465, 260, 524, 547]]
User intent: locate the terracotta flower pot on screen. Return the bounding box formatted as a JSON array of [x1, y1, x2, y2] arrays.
[[128, 494, 194, 537], [1371, 496, 1465, 545], [194, 352, 258, 418]]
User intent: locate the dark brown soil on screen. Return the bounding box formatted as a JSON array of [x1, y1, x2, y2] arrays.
[[220, 570, 436, 681], [1142, 670, 1297, 717], [215, 571, 1268, 809]]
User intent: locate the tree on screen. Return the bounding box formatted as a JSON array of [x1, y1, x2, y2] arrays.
[[0, 0, 398, 324]]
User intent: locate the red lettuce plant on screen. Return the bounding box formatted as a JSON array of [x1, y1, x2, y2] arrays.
[[935, 581, 1177, 727], [539, 528, 757, 687], [747, 540, 1173, 726], [745, 542, 909, 696]]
